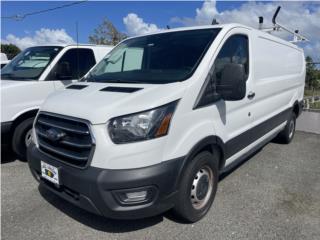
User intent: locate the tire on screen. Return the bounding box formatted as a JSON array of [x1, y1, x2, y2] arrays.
[[276, 112, 296, 144], [12, 117, 35, 161], [173, 151, 219, 223]]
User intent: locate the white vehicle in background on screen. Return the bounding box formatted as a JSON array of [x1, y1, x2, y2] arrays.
[[1, 44, 113, 160], [1, 53, 10, 68]]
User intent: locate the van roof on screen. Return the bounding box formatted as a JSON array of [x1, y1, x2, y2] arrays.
[[26, 44, 113, 49], [127, 23, 302, 51]]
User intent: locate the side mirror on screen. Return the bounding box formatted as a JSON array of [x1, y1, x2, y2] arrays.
[[217, 63, 246, 101], [56, 61, 72, 80]]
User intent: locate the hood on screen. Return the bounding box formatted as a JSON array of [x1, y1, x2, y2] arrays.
[[1, 80, 38, 89], [41, 82, 187, 124]]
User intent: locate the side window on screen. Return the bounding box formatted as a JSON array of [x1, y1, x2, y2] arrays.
[[195, 34, 249, 108], [46, 48, 96, 80]]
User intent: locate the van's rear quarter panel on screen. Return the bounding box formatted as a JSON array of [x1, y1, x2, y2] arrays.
[[251, 34, 305, 126]]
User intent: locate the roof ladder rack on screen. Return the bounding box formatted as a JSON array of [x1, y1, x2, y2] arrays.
[[258, 6, 309, 43]]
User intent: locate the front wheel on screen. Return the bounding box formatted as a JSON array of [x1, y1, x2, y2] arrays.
[[12, 117, 35, 161], [173, 151, 219, 222]]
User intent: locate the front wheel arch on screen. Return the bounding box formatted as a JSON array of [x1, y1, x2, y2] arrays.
[[12, 109, 39, 130], [174, 136, 225, 191]]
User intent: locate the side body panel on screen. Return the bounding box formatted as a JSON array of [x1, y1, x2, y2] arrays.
[[250, 32, 305, 131]]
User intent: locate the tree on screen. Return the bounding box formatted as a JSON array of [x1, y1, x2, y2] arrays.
[[89, 18, 127, 46], [1, 43, 21, 59], [306, 56, 316, 89], [305, 56, 320, 94]]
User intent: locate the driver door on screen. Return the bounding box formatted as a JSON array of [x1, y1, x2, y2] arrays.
[[212, 29, 254, 163]]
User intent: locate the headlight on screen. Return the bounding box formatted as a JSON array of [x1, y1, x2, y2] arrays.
[[108, 101, 178, 144]]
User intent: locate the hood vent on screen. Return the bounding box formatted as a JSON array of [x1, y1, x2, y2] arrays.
[[100, 86, 143, 93], [66, 85, 88, 90]]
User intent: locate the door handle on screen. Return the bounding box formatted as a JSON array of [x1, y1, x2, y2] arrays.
[[247, 91, 255, 99]]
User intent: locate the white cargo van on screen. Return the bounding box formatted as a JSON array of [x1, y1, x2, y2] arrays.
[[1, 44, 112, 160], [28, 24, 305, 222]]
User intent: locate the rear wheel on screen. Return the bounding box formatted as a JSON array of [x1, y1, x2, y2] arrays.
[[173, 151, 219, 222], [12, 117, 35, 161], [276, 112, 296, 144]]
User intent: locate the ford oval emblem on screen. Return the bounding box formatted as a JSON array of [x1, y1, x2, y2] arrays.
[[46, 128, 66, 142]]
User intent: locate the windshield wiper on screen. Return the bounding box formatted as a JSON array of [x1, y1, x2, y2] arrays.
[[87, 77, 157, 84], [96, 79, 147, 84], [80, 73, 91, 82]]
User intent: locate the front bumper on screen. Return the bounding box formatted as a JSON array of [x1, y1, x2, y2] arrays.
[[28, 144, 184, 219], [1, 121, 13, 145]]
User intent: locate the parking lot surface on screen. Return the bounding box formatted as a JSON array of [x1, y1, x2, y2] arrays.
[[1, 131, 320, 240]]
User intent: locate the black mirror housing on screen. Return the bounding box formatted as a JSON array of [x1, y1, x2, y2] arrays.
[[217, 63, 246, 101]]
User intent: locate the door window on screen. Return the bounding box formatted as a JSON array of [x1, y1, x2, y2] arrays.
[[46, 48, 96, 80], [195, 34, 249, 108], [214, 34, 249, 82]]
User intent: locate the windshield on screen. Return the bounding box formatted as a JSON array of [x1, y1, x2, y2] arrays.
[[84, 28, 221, 84], [1, 46, 62, 80]]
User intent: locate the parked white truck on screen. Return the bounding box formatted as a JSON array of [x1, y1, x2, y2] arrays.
[[1, 44, 112, 160], [28, 23, 305, 222]]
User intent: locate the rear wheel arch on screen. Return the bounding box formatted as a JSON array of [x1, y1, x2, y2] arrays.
[[292, 101, 300, 117]]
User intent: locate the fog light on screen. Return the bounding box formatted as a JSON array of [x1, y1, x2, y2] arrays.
[[125, 191, 147, 202], [113, 186, 157, 205]]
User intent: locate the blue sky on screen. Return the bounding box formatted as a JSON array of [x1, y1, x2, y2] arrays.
[[1, 1, 244, 42], [1, 1, 319, 61]]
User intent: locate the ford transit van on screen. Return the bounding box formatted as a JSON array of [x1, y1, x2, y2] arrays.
[[28, 24, 305, 222]]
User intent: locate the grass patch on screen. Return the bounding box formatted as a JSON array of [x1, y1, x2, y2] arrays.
[[305, 89, 320, 97], [310, 101, 320, 109]]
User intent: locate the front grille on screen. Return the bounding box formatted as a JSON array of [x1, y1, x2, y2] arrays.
[[35, 112, 94, 168]]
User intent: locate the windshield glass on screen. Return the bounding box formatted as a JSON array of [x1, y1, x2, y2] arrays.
[[1, 46, 62, 80], [84, 28, 221, 84]]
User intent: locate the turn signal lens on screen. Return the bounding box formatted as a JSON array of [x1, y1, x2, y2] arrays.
[[155, 113, 173, 137]]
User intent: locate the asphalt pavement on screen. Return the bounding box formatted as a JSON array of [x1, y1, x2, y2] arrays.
[[296, 111, 320, 134], [1, 131, 320, 240]]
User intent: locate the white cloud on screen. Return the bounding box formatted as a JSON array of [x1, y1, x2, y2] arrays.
[[3, 28, 74, 50], [123, 13, 163, 36], [171, 0, 320, 61], [304, 42, 320, 62]]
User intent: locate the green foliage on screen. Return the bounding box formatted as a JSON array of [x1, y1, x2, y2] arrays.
[[310, 101, 320, 110], [89, 18, 127, 46], [305, 56, 320, 94], [1, 43, 21, 59]]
